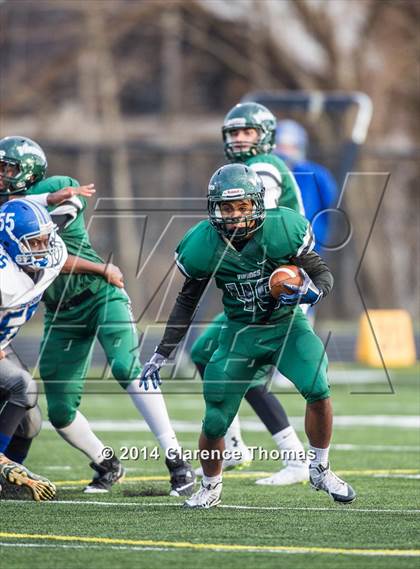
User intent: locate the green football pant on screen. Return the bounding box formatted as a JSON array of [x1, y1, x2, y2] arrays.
[[202, 312, 329, 439], [39, 287, 141, 429], [191, 312, 271, 387]]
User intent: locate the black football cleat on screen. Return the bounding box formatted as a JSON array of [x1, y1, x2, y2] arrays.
[[84, 456, 125, 493], [166, 454, 196, 497]]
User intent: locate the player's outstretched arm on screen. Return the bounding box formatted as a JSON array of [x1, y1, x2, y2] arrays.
[[61, 256, 124, 288], [22, 184, 95, 230], [46, 184, 96, 206], [139, 276, 209, 391], [20, 184, 96, 208]]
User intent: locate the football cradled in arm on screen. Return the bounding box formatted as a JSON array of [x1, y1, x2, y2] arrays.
[[280, 268, 323, 306]]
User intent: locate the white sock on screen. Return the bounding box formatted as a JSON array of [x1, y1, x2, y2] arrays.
[[202, 474, 222, 486], [127, 380, 181, 455], [56, 411, 105, 464], [225, 415, 244, 447], [309, 445, 330, 468], [273, 426, 306, 464]]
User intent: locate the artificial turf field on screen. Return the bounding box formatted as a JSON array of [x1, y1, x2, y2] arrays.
[[1, 363, 419, 569]]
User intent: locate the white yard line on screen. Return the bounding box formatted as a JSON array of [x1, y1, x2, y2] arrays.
[[330, 444, 420, 452], [3, 499, 419, 514], [0, 542, 171, 552], [373, 474, 420, 479], [41, 416, 420, 432], [0, 541, 418, 557]]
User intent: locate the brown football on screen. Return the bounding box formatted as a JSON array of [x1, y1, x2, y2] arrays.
[[268, 265, 303, 299]]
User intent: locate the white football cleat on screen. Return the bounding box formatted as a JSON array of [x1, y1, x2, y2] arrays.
[[256, 461, 309, 486], [183, 480, 222, 509], [309, 463, 356, 503]]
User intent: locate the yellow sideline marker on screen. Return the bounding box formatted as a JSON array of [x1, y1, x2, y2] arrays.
[[0, 532, 419, 557], [356, 310, 416, 367]]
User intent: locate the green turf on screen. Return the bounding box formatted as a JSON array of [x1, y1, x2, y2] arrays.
[[1, 364, 419, 569]]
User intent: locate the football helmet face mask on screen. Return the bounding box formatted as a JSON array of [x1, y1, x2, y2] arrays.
[[222, 102, 276, 162], [0, 199, 63, 271], [207, 163, 266, 240], [0, 136, 47, 195]]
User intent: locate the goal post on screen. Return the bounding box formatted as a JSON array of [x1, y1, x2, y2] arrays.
[[241, 90, 373, 190]]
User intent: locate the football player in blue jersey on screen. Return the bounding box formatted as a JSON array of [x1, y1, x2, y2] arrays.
[[0, 199, 67, 500], [275, 120, 338, 254]]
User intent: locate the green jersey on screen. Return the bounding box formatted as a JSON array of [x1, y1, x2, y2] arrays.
[[175, 207, 313, 324], [25, 176, 107, 308], [245, 154, 304, 213]]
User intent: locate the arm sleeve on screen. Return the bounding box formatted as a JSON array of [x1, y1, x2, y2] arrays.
[[50, 197, 84, 231], [24, 194, 49, 207], [51, 214, 73, 231], [156, 276, 209, 358], [293, 250, 334, 297]]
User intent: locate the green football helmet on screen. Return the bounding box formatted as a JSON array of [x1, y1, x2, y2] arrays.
[[222, 102, 276, 162], [0, 136, 47, 195], [207, 163, 265, 239]]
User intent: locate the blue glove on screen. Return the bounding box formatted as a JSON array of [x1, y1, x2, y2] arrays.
[[279, 269, 323, 306], [139, 352, 166, 391]]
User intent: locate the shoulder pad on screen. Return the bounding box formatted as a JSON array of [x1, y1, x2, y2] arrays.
[[264, 208, 312, 260], [175, 221, 218, 280], [0, 261, 33, 308]]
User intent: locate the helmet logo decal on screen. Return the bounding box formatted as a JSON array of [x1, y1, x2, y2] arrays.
[[221, 188, 245, 198], [225, 118, 246, 128], [16, 143, 45, 160], [253, 109, 274, 122]]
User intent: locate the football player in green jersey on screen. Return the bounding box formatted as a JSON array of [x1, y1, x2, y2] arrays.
[[191, 102, 308, 486], [0, 136, 195, 497], [140, 163, 356, 508]]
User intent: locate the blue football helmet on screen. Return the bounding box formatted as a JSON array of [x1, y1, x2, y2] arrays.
[[275, 120, 308, 161], [0, 199, 63, 270]]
